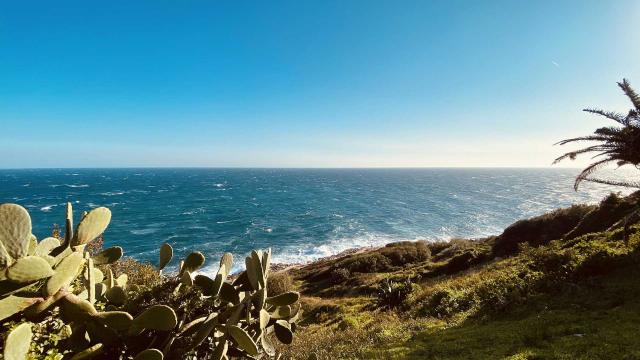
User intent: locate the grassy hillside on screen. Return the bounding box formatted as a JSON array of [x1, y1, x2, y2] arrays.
[[275, 192, 640, 359]]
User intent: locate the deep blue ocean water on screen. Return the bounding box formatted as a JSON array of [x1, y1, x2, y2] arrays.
[[0, 168, 635, 274]]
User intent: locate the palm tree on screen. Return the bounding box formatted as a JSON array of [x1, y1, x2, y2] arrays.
[[554, 79, 640, 190]]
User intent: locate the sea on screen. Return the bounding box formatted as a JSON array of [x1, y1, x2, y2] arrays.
[[0, 168, 635, 274]]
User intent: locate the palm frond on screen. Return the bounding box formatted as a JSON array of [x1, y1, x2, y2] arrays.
[[553, 145, 614, 164], [554, 135, 614, 146], [579, 176, 640, 189], [574, 158, 614, 190], [618, 79, 640, 112], [583, 108, 628, 124]]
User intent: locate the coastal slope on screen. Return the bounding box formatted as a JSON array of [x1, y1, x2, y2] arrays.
[[276, 192, 640, 359]]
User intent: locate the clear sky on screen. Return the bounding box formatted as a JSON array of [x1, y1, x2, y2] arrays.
[[1, 0, 639, 168]]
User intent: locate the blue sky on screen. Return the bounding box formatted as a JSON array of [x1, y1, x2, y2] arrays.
[[1, 0, 639, 168]]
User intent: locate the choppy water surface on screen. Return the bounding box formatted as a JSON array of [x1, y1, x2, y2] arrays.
[[0, 168, 635, 273]]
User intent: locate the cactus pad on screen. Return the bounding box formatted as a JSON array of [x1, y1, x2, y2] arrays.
[[178, 316, 207, 336], [63, 294, 98, 321], [92, 246, 123, 265], [245, 256, 259, 290], [227, 324, 259, 356], [115, 273, 128, 288], [182, 251, 205, 274], [158, 243, 173, 270], [73, 207, 111, 246], [274, 320, 293, 344], [0, 203, 32, 261], [45, 251, 85, 296], [220, 252, 233, 273], [130, 305, 177, 334], [0, 296, 38, 321], [133, 349, 164, 360], [95, 311, 134, 331], [219, 282, 240, 304], [190, 312, 219, 348], [262, 248, 272, 275], [251, 250, 266, 288], [91, 267, 104, 283], [259, 309, 270, 329], [6, 255, 54, 283], [64, 202, 73, 246], [105, 286, 127, 305], [69, 343, 104, 360], [194, 274, 215, 295], [266, 291, 300, 306], [270, 305, 292, 319], [3, 322, 32, 360], [26, 234, 37, 255], [34, 237, 61, 257], [209, 264, 227, 297]]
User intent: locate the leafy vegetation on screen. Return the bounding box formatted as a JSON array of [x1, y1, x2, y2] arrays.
[[375, 278, 417, 310], [0, 203, 300, 359]]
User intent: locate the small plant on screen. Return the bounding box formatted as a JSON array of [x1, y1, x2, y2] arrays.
[[329, 267, 351, 284], [375, 278, 416, 310]]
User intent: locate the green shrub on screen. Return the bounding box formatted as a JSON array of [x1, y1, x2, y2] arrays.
[[376, 278, 417, 310], [329, 267, 351, 284], [426, 241, 451, 257], [422, 287, 474, 318], [332, 241, 431, 274], [267, 271, 294, 296], [380, 241, 431, 266], [333, 252, 393, 273], [565, 192, 640, 239], [492, 204, 594, 257], [431, 247, 490, 276], [432, 238, 476, 261]]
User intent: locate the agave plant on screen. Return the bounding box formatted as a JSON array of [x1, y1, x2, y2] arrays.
[[554, 79, 640, 190]]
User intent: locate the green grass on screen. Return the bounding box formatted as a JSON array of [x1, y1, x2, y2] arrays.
[[391, 264, 640, 359]]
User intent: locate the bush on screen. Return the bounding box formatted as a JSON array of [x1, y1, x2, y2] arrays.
[[422, 287, 474, 318], [380, 240, 431, 266], [445, 249, 484, 274], [565, 192, 640, 239], [376, 278, 417, 310], [105, 257, 162, 288], [426, 241, 451, 257], [432, 238, 476, 261], [267, 271, 293, 296], [329, 267, 351, 284], [492, 204, 594, 257], [332, 241, 431, 274], [333, 252, 393, 273]]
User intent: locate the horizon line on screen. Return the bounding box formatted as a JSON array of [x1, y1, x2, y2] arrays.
[[0, 165, 589, 170]]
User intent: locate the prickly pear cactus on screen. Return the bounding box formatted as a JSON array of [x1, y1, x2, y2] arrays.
[[0, 202, 300, 359]]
